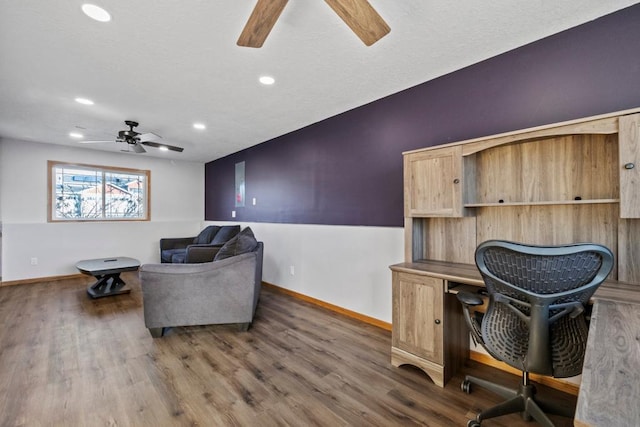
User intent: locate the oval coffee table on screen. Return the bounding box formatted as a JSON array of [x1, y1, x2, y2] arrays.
[[76, 257, 140, 299]]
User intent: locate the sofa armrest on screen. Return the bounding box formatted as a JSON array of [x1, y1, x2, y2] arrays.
[[140, 253, 258, 329], [185, 244, 223, 263], [160, 237, 195, 251]]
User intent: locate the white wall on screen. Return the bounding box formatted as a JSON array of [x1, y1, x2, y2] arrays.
[[0, 138, 405, 323], [0, 138, 204, 281], [208, 221, 404, 323]]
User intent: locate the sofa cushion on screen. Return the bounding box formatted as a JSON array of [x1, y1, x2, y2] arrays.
[[214, 227, 258, 261], [210, 225, 241, 245], [194, 226, 220, 244], [171, 252, 187, 263], [161, 248, 186, 263]]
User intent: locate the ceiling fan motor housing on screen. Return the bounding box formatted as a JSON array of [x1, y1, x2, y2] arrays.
[[119, 120, 140, 143]]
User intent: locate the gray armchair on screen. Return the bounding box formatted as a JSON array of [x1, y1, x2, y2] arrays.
[[141, 241, 263, 337], [457, 240, 613, 427]]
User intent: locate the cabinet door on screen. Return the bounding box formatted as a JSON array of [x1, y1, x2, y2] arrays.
[[404, 146, 464, 217], [620, 113, 640, 218], [392, 272, 444, 364]]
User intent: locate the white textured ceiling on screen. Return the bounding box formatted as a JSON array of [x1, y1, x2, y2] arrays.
[[0, 1, 637, 162]]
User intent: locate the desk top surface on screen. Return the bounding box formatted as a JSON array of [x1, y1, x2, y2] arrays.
[[76, 257, 140, 275], [390, 259, 640, 304], [574, 299, 640, 427]]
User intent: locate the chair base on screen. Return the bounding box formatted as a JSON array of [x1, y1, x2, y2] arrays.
[[463, 373, 574, 427]]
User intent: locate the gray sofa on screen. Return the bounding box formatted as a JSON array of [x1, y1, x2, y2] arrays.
[[141, 241, 263, 337]]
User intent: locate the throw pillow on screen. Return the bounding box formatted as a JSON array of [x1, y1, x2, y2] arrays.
[[214, 227, 258, 261]]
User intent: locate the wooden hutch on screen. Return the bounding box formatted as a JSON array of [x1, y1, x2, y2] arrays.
[[390, 108, 640, 389]]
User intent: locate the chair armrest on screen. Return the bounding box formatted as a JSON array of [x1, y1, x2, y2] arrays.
[[456, 291, 485, 347], [457, 291, 484, 306], [160, 237, 195, 251], [185, 244, 223, 263]]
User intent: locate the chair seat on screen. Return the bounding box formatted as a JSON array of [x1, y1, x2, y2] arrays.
[[171, 252, 186, 263], [483, 304, 590, 378]]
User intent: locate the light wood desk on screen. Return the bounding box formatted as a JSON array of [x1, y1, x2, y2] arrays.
[[390, 260, 640, 427], [397, 110, 640, 424], [574, 292, 640, 427]]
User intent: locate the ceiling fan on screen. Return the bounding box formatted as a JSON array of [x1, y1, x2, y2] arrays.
[[237, 0, 390, 48], [80, 120, 184, 154]]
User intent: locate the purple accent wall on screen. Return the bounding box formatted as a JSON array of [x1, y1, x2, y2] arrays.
[[206, 4, 640, 227]]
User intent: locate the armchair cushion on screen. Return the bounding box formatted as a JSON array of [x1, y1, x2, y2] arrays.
[[162, 248, 187, 263], [214, 227, 258, 261], [171, 252, 186, 263]]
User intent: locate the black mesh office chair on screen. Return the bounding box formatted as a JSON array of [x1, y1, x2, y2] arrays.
[[457, 240, 613, 427]]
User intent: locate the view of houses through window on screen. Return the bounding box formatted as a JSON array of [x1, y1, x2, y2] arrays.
[[48, 161, 150, 221]]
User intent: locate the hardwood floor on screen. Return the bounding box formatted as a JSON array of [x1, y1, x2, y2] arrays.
[[0, 273, 575, 426]]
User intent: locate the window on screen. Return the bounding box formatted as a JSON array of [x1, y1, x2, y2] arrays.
[[48, 161, 150, 222]]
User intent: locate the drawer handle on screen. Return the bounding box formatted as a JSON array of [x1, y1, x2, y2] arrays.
[[624, 163, 635, 170], [453, 178, 460, 184], [434, 319, 441, 325]]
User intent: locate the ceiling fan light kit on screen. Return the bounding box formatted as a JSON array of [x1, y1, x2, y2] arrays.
[[237, 0, 390, 48]]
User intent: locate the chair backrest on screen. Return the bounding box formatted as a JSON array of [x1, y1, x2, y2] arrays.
[[475, 240, 613, 377]]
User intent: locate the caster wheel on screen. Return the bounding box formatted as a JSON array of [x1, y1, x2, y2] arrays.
[[461, 379, 472, 394], [467, 420, 480, 427]]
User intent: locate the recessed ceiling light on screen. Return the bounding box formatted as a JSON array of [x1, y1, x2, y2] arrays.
[[69, 132, 84, 139], [259, 76, 275, 85], [158, 146, 169, 152], [75, 97, 94, 105], [82, 4, 111, 22], [193, 123, 206, 130]]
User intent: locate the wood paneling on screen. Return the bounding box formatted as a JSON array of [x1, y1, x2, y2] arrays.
[[421, 217, 476, 264], [617, 218, 640, 283], [476, 204, 618, 277], [472, 134, 618, 204]]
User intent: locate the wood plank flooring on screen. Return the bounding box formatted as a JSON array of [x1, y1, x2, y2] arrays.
[[0, 273, 575, 426]]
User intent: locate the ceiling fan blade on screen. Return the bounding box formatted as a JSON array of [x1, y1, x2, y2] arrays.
[[138, 132, 162, 142], [324, 0, 390, 46], [237, 0, 289, 48], [78, 140, 113, 144], [132, 143, 147, 153], [141, 141, 184, 153]]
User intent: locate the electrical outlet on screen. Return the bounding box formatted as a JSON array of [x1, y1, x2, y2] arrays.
[[289, 265, 295, 276], [31, 257, 38, 265], [252, 197, 257, 206], [231, 210, 236, 218]]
